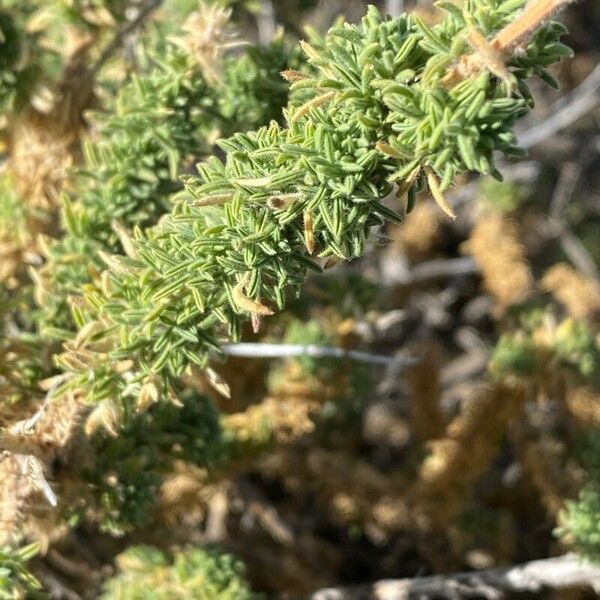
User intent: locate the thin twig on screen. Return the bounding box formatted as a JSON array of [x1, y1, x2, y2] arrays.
[[518, 62, 600, 149], [408, 256, 478, 285], [549, 162, 581, 220], [204, 486, 229, 543], [443, 0, 576, 87], [90, 0, 164, 78], [32, 562, 82, 600], [237, 478, 295, 546], [549, 223, 600, 282], [547, 162, 600, 281], [47, 549, 98, 581], [221, 343, 416, 366], [308, 554, 600, 600], [381, 256, 479, 288], [256, 0, 277, 45], [491, 0, 576, 53]]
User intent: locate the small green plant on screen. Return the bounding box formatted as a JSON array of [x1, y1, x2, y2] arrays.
[[101, 545, 260, 600], [559, 485, 600, 563], [490, 314, 600, 381], [558, 431, 600, 562]]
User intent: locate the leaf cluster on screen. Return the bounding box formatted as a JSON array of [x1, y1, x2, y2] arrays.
[[0, 11, 21, 112], [34, 36, 297, 339], [490, 315, 600, 382], [558, 430, 600, 563], [0, 543, 45, 600], [83, 391, 227, 535], [58, 2, 571, 418], [101, 544, 260, 600]]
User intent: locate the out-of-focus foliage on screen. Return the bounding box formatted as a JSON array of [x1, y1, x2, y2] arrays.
[[84, 392, 227, 535], [0, 543, 45, 600], [490, 315, 600, 381], [0, 11, 22, 112], [558, 432, 600, 562], [101, 545, 260, 600], [559, 484, 600, 563]]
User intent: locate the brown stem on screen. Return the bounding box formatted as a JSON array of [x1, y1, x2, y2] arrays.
[[444, 0, 576, 86], [492, 0, 576, 52]]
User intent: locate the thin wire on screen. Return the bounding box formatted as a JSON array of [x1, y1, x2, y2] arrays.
[[221, 343, 417, 366]]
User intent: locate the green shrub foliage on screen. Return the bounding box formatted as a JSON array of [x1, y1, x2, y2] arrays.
[[101, 545, 261, 600], [0, 543, 45, 600], [35, 36, 298, 339], [56, 3, 571, 419]]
